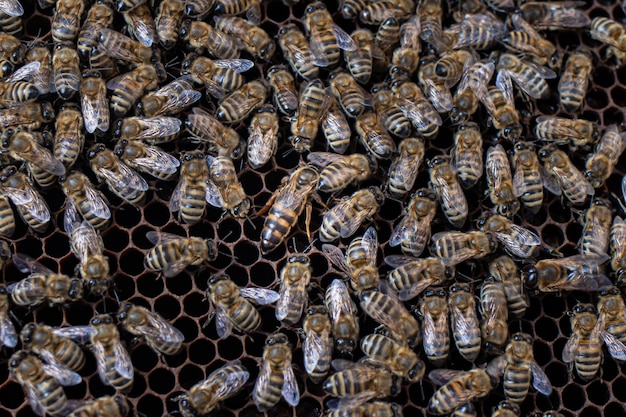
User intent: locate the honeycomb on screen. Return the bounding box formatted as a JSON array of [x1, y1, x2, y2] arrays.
[[1, 0, 626, 417]]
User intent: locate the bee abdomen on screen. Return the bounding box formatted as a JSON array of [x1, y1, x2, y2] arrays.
[[261, 208, 297, 254], [575, 345, 602, 381], [35, 379, 67, 415], [253, 372, 284, 411], [503, 366, 531, 403], [231, 300, 262, 332], [56, 343, 86, 371]]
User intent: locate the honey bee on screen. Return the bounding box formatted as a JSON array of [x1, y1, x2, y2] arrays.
[[370, 83, 411, 139], [451, 403, 477, 417], [324, 227, 380, 294], [66, 395, 130, 417], [428, 368, 495, 416], [535, 116, 598, 149], [213, 0, 261, 20], [1, 129, 65, 176], [122, 3, 157, 48], [320, 187, 384, 243], [522, 254, 612, 293], [266, 65, 298, 116], [511, 141, 543, 214], [360, 289, 421, 348], [520, 2, 589, 30], [487, 332, 552, 403], [486, 144, 520, 217], [53, 105, 83, 170], [557, 48, 593, 112], [497, 54, 556, 100], [539, 144, 594, 206], [477, 213, 541, 258], [139, 76, 200, 118], [340, 0, 367, 20], [391, 16, 421, 76], [530, 412, 565, 417], [449, 59, 494, 125], [253, 332, 299, 411], [182, 0, 215, 18], [217, 80, 268, 124], [308, 152, 376, 194], [563, 303, 626, 381], [590, 17, 626, 65], [0, 196, 15, 237], [485, 71, 523, 142], [444, 13, 505, 50], [186, 108, 244, 159], [107, 65, 159, 117], [611, 216, 626, 286], [20, 323, 85, 372], [359, 0, 412, 26], [417, 0, 447, 53], [489, 256, 528, 318], [323, 360, 402, 408], [289, 78, 326, 153], [169, 151, 209, 224], [303, 1, 357, 68], [503, 12, 559, 68], [491, 401, 521, 417], [327, 401, 403, 417], [428, 156, 468, 228], [62, 171, 111, 231], [0, 33, 24, 77], [77, 1, 116, 68], [355, 111, 397, 160], [180, 20, 241, 60], [302, 305, 333, 382], [87, 143, 148, 206], [144, 232, 218, 278], [325, 279, 360, 356], [205, 154, 250, 218], [479, 277, 508, 352], [153, 0, 183, 49], [391, 76, 442, 138], [66, 219, 111, 296], [274, 253, 310, 326], [0, 283, 17, 348], [579, 198, 613, 257], [361, 333, 425, 383], [117, 302, 184, 355], [8, 253, 83, 306], [585, 125, 626, 189], [419, 288, 450, 367], [0, 166, 51, 233], [330, 70, 372, 118], [182, 54, 252, 98], [389, 189, 437, 258], [51, 0, 85, 44], [9, 350, 78, 417], [448, 283, 481, 362], [386, 138, 424, 199], [450, 122, 483, 189], [52, 44, 81, 100], [322, 96, 351, 154], [247, 105, 278, 169], [418, 55, 453, 113], [597, 286, 626, 344], [375, 17, 401, 56], [213, 15, 275, 60], [0, 0, 22, 36], [16, 45, 53, 95], [114, 139, 180, 181], [115, 0, 145, 12], [175, 362, 250, 417], [431, 231, 497, 266], [80, 71, 109, 135], [277, 23, 319, 81], [98, 28, 152, 68], [385, 255, 453, 301], [345, 29, 379, 85]]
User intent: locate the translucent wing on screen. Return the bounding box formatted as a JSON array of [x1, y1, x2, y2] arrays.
[[495, 225, 541, 258], [96, 160, 149, 192], [113, 343, 134, 379], [326, 392, 377, 412], [52, 325, 93, 344], [130, 145, 181, 175], [602, 331, 626, 361], [431, 232, 477, 266], [70, 221, 104, 261], [132, 117, 183, 139], [240, 287, 280, 305], [169, 177, 184, 213], [556, 254, 612, 291], [254, 358, 273, 410], [322, 244, 352, 275], [42, 362, 81, 386], [149, 90, 202, 117], [12, 253, 55, 275], [137, 314, 185, 347], [81, 82, 109, 134], [93, 342, 110, 385], [18, 143, 65, 176], [98, 29, 145, 64], [562, 331, 579, 363], [495, 69, 515, 108], [83, 186, 111, 222], [429, 368, 467, 386], [304, 327, 331, 374], [215, 305, 233, 338], [23, 381, 45, 417], [508, 62, 556, 99], [205, 177, 226, 208], [214, 59, 254, 73], [276, 276, 308, 322], [536, 116, 587, 142], [326, 279, 354, 323], [530, 361, 553, 395], [451, 303, 479, 350], [146, 231, 187, 245], [161, 259, 191, 278], [129, 14, 155, 47], [282, 362, 300, 406], [331, 24, 357, 51], [486, 144, 511, 193], [307, 151, 347, 167], [0, 0, 23, 16], [205, 362, 249, 399], [423, 309, 448, 357], [541, 165, 562, 195], [0, 314, 17, 348], [5, 61, 41, 83]]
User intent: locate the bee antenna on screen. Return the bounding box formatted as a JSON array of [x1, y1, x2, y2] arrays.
[[220, 229, 234, 242], [609, 192, 626, 216], [9, 310, 22, 326], [165, 56, 180, 68], [245, 217, 257, 231], [290, 237, 297, 253], [302, 239, 317, 254], [281, 147, 295, 158]]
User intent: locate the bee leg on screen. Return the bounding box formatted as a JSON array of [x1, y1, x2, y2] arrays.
[[253, 189, 279, 218], [305, 201, 312, 243], [312, 192, 328, 210]]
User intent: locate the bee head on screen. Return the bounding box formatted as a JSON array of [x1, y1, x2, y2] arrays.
[[20, 323, 37, 343], [496, 401, 520, 415], [522, 265, 538, 289], [502, 123, 522, 141], [538, 144, 557, 159], [87, 144, 106, 159], [180, 19, 192, 39], [208, 273, 228, 286], [266, 333, 287, 345], [41, 102, 55, 122], [117, 302, 133, 321], [407, 360, 425, 383], [68, 278, 84, 300]]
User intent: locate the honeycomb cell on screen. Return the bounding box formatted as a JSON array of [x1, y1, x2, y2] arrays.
[[1, 382, 25, 409], [137, 393, 164, 416], [114, 207, 142, 229], [587, 380, 610, 405], [137, 274, 165, 298], [542, 224, 565, 248], [144, 201, 170, 227], [178, 363, 205, 390], [183, 292, 206, 317], [218, 218, 242, 242], [580, 406, 603, 417], [234, 240, 260, 265], [546, 361, 570, 388], [102, 227, 130, 253], [149, 368, 176, 394], [218, 337, 244, 360], [604, 403, 626, 417], [131, 344, 159, 373], [563, 384, 587, 411], [189, 338, 216, 365], [240, 170, 265, 196], [249, 261, 276, 287], [613, 377, 626, 402]]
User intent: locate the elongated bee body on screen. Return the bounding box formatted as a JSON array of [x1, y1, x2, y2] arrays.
[[20, 323, 86, 372], [428, 156, 468, 228], [559, 49, 592, 112], [360, 289, 421, 347], [322, 96, 351, 154], [535, 116, 598, 149], [170, 151, 208, 224], [117, 303, 184, 355], [253, 333, 299, 411], [389, 189, 438, 258], [451, 122, 483, 189], [87, 315, 134, 391], [385, 256, 452, 302], [590, 17, 626, 65], [387, 138, 424, 198], [217, 80, 268, 124], [325, 279, 359, 356], [598, 287, 626, 344], [391, 76, 442, 139], [247, 105, 278, 169], [585, 125, 626, 189], [290, 78, 326, 153], [539, 144, 594, 206], [356, 111, 397, 160], [345, 29, 376, 85], [276, 253, 311, 326], [308, 152, 376, 194], [371, 83, 411, 139], [52, 0, 85, 44], [361, 333, 425, 382], [155, 0, 184, 49], [512, 141, 543, 214], [66, 395, 130, 417], [80, 71, 110, 135], [277, 23, 319, 81], [480, 277, 509, 353], [580, 198, 612, 257], [181, 20, 241, 60], [213, 15, 275, 60], [323, 361, 402, 399], [303, 1, 356, 68], [54, 105, 84, 169], [266, 65, 298, 116], [611, 217, 626, 286], [108, 65, 159, 118], [420, 288, 450, 367], [78, 2, 118, 76], [62, 172, 111, 231], [487, 71, 522, 142], [114, 139, 180, 181], [302, 305, 332, 383], [139, 76, 200, 118], [0, 195, 15, 237], [320, 187, 384, 243], [486, 144, 520, 217], [144, 232, 217, 278], [428, 369, 495, 416], [329, 69, 371, 118], [448, 283, 481, 362], [498, 53, 556, 100], [489, 256, 528, 318], [327, 402, 403, 417], [478, 213, 541, 259], [53, 44, 81, 100], [0, 166, 52, 233]]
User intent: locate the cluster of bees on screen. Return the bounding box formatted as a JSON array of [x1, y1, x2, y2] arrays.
[[0, 0, 625, 416]]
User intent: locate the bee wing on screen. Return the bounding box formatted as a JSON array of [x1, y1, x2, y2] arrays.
[[533, 3, 590, 28], [213, 59, 254, 73], [23, 380, 45, 417], [113, 343, 134, 379], [495, 226, 541, 258], [240, 287, 280, 305], [326, 392, 377, 412], [556, 254, 612, 291], [423, 310, 448, 357], [93, 342, 110, 385], [52, 325, 94, 344], [536, 116, 585, 142], [81, 84, 109, 134], [153, 90, 202, 117], [540, 164, 562, 195], [495, 69, 515, 108], [309, 28, 332, 67], [205, 177, 225, 208], [6, 277, 46, 301], [322, 244, 352, 275], [431, 232, 476, 266], [307, 151, 346, 167], [169, 177, 184, 213], [131, 145, 181, 175], [331, 24, 357, 51], [139, 315, 185, 346], [0, 314, 17, 348], [245, 3, 262, 25], [254, 358, 273, 409], [215, 305, 233, 338], [84, 186, 111, 222], [0, 0, 23, 16], [510, 11, 543, 40], [19, 145, 66, 176], [512, 167, 529, 198], [326, 279, 354, 322], [71, 221, 104, 260], [530, 361, 553, 395], [601, 330, 626, 361], [383, 254, 416, 268], [161, 259, 191, 278], [276, 277, 308, 321], [389, 216, 411, 248], [451, 303, 480, 349], [282, 362, 300, 406], [96, 161, 149, 192], [562, 331, 580, 363], [146, 231, 186, 245], [135, 117, 183, 139], [42, 362, 82, 386], [204, 362, 249, 399], [337, 209, 369, 240], [508, 63, 556, 99], [5, 61, 41, 83], [98, 28, 143, 64], [486, 144, 510, 188], [127, 10, 155, 46], [304, 327, 331, 374], [3, 185, 33, 205], [428, 368, 467, 386], [12, 253, 55, 275]]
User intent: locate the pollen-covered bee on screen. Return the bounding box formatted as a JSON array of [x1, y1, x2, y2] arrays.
[[303, 1, 357, 68], [385, 255, 453, 301], [182, 54, 252, 98], [8, 253, 83, 307], [477, 213, 541, 258], [428, 156, 468, 228], [66, 219, 111, 296], [370, 83, 410, 139], [389, 189, 437, 258], [511, 141, 544, 214], [444, 13, 505, 50], [428, 368, 496, 416], [205, 154, 250, 218], [275, 253, 311, 326], [62, 171, 111, 231], [117, 302, 184, 355], [391, 76, 442, 139], [1, 129, 65, 177], [360, 289, 421, 348], [486, 144, 520, 217], [87, 143, 148, 206], [611, 217, 626, 286], [213, 15, 275, 60], [448, 283, 481, 362], [289, 78, 326, 153], [479, 277, 509, 353], [386, 138, 424, 199], [539, 143, 594, 206], [266, 65, 297, 116], [419, 288, 450, 367], [320, 187, 384, 243], [325, 279, 359, 356], [302, 305, 333, 383], [0, 166, 51, 234], [489, 256, 528, 318], [535, 116, 598, 149], [79, 71, 109, 135], [522, 254, 612, 293], [322, 96, 352, 154], [520, 1, 590, 30], [563, 303, 626, 381], [558, 49, 593, 112], [247, 105, 278, 169], [361, 333, 425, 383], [579, 198, 613, 257], [217, 79, 268, 124], [355, 111, 397, 160], [308, 152, 377, 194], [431, 231, 497, 266], [451, 122, 483, 189], [0, 283, 17, 348], [345, 29, 380, 85], [277, 23, 319, 81], [20, 323, 85, 372], [144, 232, 218, 278], [253, 332, 300, 411], [181, 19, 241, 60], [324, 227, 380, 294], [329, 70, 372, 118], [487, 332, 553, 403], [52, 44, 81, 100], [107, 65, 159, 117], [497, 54, 556, 100], [114, 139, 180, 181], [185, 108, 243, 159], [585, 125, 626, 189], [590, 17, 626, 65], [175, 362, 250, 417]]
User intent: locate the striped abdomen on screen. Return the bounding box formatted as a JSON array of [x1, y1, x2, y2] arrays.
[[226, 298, 261, 333], [261, 206, 298, 254], [0, 196, 15, 237], [574, 340, 602, 381], [503, 364, 531, 403], [253, 367, 284, 411], [144, 242, 184, 271]]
